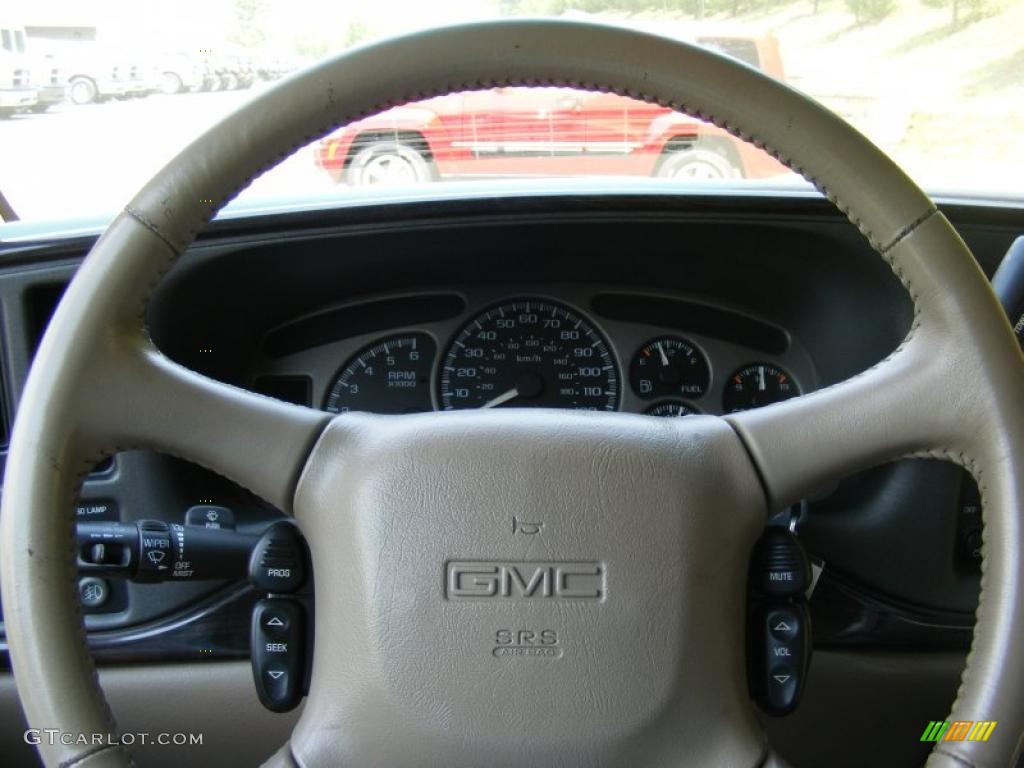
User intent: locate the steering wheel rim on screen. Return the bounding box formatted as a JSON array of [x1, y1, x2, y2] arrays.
[[2, 19, 1021, 768]]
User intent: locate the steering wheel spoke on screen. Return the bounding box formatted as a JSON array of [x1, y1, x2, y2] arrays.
[[727, 212, 1022, 516], [725, 330, 949, 510], [80, 338, 329, 513]]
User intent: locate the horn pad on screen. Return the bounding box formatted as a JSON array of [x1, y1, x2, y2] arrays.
[[291, 410, 766, 766]]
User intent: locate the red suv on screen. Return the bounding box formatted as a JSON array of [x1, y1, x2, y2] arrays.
[[315, 34, 789, 185]]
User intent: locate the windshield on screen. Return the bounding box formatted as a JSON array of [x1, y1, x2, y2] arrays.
[[0, 0, 1020, 225]]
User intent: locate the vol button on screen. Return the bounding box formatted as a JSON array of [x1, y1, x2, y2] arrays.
[[771, 670, 793, 684], [768, 666, 798, 711], [767, 610, 799, 642]]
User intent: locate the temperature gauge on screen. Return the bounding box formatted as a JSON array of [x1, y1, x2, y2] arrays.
[[722, 363, 799, 413], [630, 337, 710, 400]]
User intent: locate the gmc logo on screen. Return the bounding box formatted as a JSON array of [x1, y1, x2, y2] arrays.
[[445, 561, 604, 599]]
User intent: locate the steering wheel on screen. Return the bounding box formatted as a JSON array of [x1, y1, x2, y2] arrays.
[[2, 19, 1022, 768]]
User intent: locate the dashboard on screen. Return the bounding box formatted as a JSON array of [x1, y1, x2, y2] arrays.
[[1, 188, 1020, 765], [252, 287, 814, 420], [1, 188, 1018, 678]]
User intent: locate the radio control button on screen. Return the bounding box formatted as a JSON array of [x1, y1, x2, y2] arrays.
[[251, 599, 304, 712]]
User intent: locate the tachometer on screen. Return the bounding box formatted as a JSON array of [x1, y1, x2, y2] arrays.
[[325, 333, 435, 414], [439, 299, 619, 411]]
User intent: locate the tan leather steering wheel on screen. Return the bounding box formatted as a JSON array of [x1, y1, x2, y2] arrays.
[[2, 19, 1022, 768]]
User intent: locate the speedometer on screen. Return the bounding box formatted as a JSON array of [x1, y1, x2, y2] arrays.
[[439, 299, 619, 411]]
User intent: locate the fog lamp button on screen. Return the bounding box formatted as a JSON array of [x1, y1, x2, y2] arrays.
[[78, 576, 110, 608]]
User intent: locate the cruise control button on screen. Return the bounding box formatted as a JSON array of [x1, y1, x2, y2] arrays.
[[964, 529, 983, 562]]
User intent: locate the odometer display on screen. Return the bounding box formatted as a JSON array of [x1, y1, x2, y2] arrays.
[[439, 300, 619, 411]]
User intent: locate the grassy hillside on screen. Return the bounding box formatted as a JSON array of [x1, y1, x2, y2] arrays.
[[590, 0, 1023, 196]]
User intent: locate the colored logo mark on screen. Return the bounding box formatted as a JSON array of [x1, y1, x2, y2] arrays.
[[921, 721, 997, 742]]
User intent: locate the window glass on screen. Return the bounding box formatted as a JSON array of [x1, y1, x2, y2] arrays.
[[0, 0, 1020, 225]]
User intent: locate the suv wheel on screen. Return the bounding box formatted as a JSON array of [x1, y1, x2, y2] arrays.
[[655, 145, 739, 180], [346, 140, 434, 186]]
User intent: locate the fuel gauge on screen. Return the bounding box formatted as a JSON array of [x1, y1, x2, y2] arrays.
[[630, 337, 710, 400]]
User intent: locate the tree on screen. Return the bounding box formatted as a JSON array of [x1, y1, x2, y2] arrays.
[[497, 0, 568, 13], [343, 16, 372, 49], [845, 0, 895, 24], [293, 33, 330, 61], [921, 0, 991, 28], [229, 0, 266, 50]]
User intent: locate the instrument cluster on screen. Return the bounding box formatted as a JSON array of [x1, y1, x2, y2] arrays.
[[256, 289, 814, 419]]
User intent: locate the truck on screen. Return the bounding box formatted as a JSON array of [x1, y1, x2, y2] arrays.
[[35, 40, 133, 105], [156, 52, 204, 95], [28, 52, 67, 113], [314, 34, 789, 185], [0, 24, 38, 117]]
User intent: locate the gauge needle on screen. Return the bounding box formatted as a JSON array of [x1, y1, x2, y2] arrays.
[[657, 342, 670, 367], [482, 387, 519, 408], [758, 365, 766, 392]]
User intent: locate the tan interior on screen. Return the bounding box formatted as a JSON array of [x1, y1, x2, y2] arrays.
[[0, 19, 1021, 768]]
